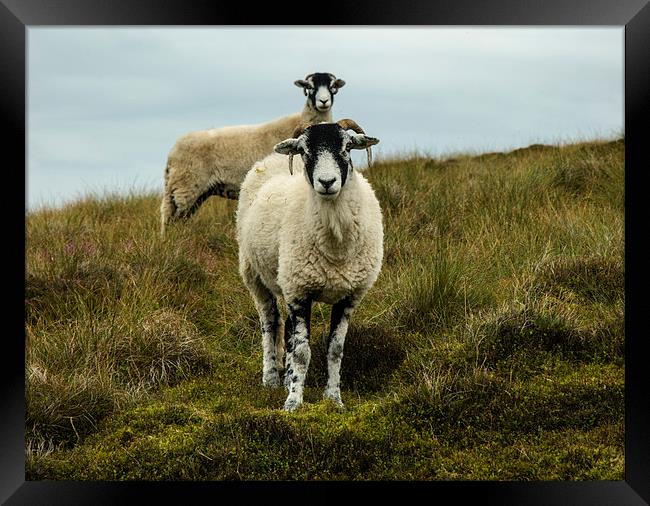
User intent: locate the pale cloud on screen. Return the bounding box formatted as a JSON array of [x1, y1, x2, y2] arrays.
[[27, 27, 623, 209]]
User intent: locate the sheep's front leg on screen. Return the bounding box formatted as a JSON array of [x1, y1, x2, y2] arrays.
[[258, 294, 282, 387], [324, 297, 355, 407], [241, 266, 281, 387], [283, 299, 312, 412]]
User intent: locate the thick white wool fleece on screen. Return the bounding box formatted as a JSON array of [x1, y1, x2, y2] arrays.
[[237, 152, 383, 306]]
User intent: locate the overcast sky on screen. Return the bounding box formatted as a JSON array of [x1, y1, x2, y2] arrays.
[[27, 27, 623, 210]]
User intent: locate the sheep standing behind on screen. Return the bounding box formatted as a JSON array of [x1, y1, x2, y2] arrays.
[[160, 72, 345, 235], [236, 120, 382, 411]]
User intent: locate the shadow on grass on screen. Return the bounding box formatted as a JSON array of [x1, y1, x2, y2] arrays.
[[307, 323, 406, 393]]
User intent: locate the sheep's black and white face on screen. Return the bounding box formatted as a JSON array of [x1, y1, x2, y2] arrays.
[[275, 123, 379, 200], [294, 73, 345, 112]]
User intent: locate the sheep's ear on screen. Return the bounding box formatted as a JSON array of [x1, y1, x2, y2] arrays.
[[333, 78, 346, 88], [276, 138, 306, 175], [295, 80, 310, 96], [274, 138, 302, 156], [347, 134, 379, 168], [347, 134, 379, 150]]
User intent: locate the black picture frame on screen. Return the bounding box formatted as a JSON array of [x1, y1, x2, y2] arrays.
[[4, 1, 649, 504]]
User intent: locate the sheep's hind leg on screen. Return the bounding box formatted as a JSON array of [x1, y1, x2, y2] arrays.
[[160, 191, 177, 236], [163, 181, 239, 235], [283, 299, 312, 412], [323, 297, 355, 408], [160, 186, 202, 229]]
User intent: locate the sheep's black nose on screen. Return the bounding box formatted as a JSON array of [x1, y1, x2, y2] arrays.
[[318, 177, 336, 189]]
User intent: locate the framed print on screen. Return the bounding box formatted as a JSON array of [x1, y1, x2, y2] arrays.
[[4, 0, 649, 503]]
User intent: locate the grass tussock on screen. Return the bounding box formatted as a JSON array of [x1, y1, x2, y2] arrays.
[[26, 307, 212, 447], [26, 138, 624, 480], [535, 254, 624, 303]]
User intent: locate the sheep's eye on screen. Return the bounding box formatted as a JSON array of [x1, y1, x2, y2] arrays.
[[330, 87, 338, 95]]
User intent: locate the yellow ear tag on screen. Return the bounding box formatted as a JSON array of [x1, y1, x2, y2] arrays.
[[255, 165, 265, 173]]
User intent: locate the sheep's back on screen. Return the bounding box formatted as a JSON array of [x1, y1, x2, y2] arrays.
[[167, 113, 302, 188]]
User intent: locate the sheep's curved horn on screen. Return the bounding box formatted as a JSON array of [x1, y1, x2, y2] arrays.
[[337, 119, 373, 167], [336, 118, 365, 134]]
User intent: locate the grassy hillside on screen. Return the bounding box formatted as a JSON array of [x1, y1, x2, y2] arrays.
[[25, 139, 624, 480]]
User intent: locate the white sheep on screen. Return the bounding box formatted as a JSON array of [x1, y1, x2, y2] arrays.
[[236, 119, 383, 411], [160, 72, 346, 235]]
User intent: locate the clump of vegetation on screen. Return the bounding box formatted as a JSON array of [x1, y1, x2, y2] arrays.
[[25, 138, 624, 480], [392, 246, 470, 333], [535, 255, 624, 303], [26, 307, 212, 448]]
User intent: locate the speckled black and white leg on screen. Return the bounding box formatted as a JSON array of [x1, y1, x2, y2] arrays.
[[241, 266, 281, 387], [323, 297, 355, 407], [283, 299, 312, 412], [275, 317, 285, 376], [283, 315, 294, 390], [258, 293, 281, 387]]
